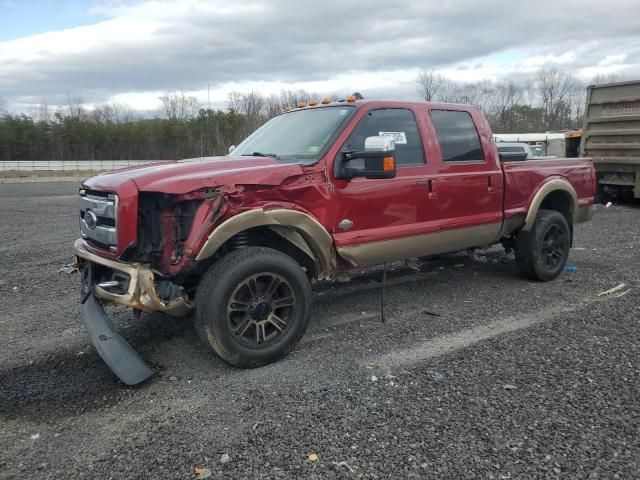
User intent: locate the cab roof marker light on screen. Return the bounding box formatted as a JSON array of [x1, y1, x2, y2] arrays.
[[321, 97, 331, 104], [283, 106, 293, 112], [346, 95, 357, 102], [308, 99, 318, 106], [297, 101, 306, 108]]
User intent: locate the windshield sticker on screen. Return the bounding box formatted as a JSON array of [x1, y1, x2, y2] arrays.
[[379, 131, 407, 144], [307, 146, 321, 153]]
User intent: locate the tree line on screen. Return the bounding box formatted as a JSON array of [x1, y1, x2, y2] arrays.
[[415, 68, 623, 133], [0, 69, 626, 161]]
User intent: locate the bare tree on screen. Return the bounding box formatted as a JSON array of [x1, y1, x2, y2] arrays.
[[415, 70, 448, 101], [436, 77, 466, 103], [568, 80, 587, 127], [492, 80, 522, 131], [37, 101, 50, 122], [240, 91, 265, 119], [0, 97, 7, 115], [521, 79, 538, 108], [227, 91, 243, 113], [591, 73, 625, 85], [279, 89, 316, 108], [67, 93, 86, 119], [265, 94, 282, 118], [29, 101, 50, 122], [159, 90, 199, 120], [536, 68, 578, 129], [91, 102, 136, 124]]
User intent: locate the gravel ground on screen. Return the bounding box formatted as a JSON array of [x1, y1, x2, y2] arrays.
[[0, 182, 638, 479]]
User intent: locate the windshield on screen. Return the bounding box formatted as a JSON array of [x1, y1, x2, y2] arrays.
[[230, 106, 355, 163]]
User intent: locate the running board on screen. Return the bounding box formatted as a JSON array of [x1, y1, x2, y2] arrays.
[[82, 294, 154, 385]]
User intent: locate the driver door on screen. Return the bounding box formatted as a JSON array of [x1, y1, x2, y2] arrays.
[[330, 106, 432, 266]]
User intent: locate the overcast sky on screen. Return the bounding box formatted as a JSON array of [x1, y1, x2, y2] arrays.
[[1, 0, 639, 113]]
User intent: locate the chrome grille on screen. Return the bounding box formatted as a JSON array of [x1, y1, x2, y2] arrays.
[[79, 189, 117, 251]]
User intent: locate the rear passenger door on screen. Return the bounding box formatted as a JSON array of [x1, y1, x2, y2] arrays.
[[426, 108, 503, 237]]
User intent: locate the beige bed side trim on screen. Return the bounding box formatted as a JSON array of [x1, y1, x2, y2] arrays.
[[522, 179, 578, 231], [195, 208, 335, 274]]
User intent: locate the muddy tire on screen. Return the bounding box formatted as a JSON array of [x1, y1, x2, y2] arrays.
[[194, 247, 312, 368], [515, 209, 570, 282]]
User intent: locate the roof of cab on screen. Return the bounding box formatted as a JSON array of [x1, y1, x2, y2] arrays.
[[285, 98, 479, 113]]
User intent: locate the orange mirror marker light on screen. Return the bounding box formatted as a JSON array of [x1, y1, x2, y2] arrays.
[[383, 157, 395, 171]]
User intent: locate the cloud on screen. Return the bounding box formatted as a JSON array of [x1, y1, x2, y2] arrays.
[[1, 0, 640, 111]]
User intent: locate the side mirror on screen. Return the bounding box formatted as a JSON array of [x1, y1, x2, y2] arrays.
[[336, 136, 397, 180], [228, 144, 236, 154], [499, 151, 528, 162]]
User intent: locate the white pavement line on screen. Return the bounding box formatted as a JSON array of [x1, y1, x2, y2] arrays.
[[369, 296, 602, 369]]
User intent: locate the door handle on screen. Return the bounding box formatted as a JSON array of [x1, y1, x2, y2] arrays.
[[417, 178, 438, 198], [427, 179, 438, 199], [487, 175, 496, 194]]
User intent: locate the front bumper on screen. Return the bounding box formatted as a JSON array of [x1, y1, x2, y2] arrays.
[[82, 293, 154, 385], [74, 239, 193, 317]]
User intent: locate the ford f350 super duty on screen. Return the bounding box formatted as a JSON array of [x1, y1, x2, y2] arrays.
[[75, 98, 595, 384]]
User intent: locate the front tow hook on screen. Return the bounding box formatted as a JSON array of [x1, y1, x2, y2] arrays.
[[82, 294, 154, 385]]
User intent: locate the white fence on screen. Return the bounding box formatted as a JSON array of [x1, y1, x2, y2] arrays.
[[0, 160, 156, 172]]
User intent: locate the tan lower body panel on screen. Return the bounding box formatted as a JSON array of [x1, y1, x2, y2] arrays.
[[337, 222, 502, 268]]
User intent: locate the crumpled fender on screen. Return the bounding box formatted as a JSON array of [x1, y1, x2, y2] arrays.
[[195, 208, 335, 277]]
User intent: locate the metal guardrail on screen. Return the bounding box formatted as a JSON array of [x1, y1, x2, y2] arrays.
[[0, 160, 155, 172]]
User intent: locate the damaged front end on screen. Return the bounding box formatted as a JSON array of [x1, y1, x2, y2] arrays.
[[75, 186, 229, 385], [74, 239, 193, 316], [75, 239, 194, 386]]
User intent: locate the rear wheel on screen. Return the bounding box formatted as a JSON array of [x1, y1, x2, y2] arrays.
[[195, 247, 312, 368], [515, 209, 570, 282]]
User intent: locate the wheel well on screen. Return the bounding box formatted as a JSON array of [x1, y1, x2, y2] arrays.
[[539, 190, 573, 227], [539, 190, 574, 244], [219, 226, 318, 279]]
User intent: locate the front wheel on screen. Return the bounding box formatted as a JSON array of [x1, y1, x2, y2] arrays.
[[195, 247, 312, 368], [515, 209, 570, 282]]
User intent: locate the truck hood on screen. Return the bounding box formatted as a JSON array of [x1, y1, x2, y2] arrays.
[[83, 156, 306, 194]]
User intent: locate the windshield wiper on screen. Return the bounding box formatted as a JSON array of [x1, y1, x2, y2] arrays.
[[241, 152, 281, 160]]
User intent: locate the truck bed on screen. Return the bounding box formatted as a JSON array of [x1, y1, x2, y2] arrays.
[[502, 158, 595, 221]]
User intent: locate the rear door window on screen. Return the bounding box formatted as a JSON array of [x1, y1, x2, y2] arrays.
[[344, 108, 425, 166], [429, 110, 484, 162]]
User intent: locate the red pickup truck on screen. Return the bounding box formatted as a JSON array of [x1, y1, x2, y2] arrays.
[[75, 99, 595, 384]]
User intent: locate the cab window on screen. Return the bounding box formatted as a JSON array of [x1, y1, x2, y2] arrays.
[[343, 108, 425, 166], [429, 110, 484, 162]]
